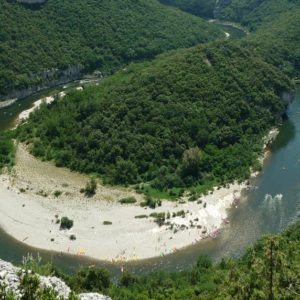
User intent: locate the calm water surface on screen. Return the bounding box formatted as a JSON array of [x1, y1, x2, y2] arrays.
[[0, 76, 299, 277]]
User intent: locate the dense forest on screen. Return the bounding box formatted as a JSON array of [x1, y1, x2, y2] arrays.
[[241, 8, 300, 78], [0, 0, 223, 98], [216, 0, 300, 30], [15, 42, 293, 194], [159, 0, 216, 18], [1, 220, 299, 299]]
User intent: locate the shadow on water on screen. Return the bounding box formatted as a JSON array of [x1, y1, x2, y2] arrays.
[[0, 86, 300, 278]]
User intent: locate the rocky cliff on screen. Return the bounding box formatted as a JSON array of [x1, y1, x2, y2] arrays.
[[0, 259, 111, 300], [0, 65, 82, 106]]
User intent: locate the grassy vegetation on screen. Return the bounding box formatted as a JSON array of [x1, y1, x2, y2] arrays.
[[0, 131, 15, 171]]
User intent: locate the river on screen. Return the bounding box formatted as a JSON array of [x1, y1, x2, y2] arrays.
[[0, 84, 299, 277]]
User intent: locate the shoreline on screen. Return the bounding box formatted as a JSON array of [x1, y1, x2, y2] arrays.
[[0, 144, 247, 262], [0, 126, 278, 262]]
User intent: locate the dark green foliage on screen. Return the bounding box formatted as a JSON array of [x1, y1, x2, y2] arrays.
[[103, 221, 112, 225], [149, 212, 166, 226], [242, 8, 300, 78], [19, 273, 40, 300], [83, 178, 97, 197], [159, 0, 216, 18], [134, 215, 148, 219], [71, 267, 111, 293], [140, 195, 162, 208], [119, 197, 137, 204], [16, 41, 293, 193], [120, 272, 138, 287], [60, 217, 74, 230], [0, 131, 15, 171], [0, 0, 222, 97], [217, 0, 300, 30]]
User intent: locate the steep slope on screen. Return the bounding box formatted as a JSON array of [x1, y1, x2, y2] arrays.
[[0, 0, 223, 99], [15, 41, 292, 193], [159, 0, 216, 18], [216, 0, 300, 30], [242, 8, 300, 77]]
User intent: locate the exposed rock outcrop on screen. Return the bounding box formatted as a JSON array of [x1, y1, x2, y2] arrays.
[[79, 293, 112, 300], [0, 259, 112, 300], [0, 65, 82, 104]]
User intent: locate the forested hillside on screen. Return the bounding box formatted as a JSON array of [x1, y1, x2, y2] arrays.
[[159, 0, 216, 18], [16, 42, 292, 194], [217, 0, 300, 30], [0, 0, 222, 98], [242, 8, 300, 77]]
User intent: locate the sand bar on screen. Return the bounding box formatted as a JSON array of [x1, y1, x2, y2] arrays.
[[0, 144, 246, 262]]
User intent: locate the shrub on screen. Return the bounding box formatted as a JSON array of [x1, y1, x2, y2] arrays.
[[74, 267, 111, 292], [140, 195, 161, 209], [119, 196, 137, 204], [150, 212, 166, 226], [197, 255, 212, 269], [70, 234, 76, 241], [53, 190, 62, 198], [60, 217, 74, 230], [134, 215, 148, 219], [103, 221, 112, 225], [83, 178, 97, 197]]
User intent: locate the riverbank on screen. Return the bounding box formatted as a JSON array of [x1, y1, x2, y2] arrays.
[[0, 99, 17, 109], [208, 19, 249, 35], [0, 143, 249, 262]]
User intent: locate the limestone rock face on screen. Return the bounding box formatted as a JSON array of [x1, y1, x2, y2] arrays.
[[79, 293, 112, 300], [0, 259, 112, 300]]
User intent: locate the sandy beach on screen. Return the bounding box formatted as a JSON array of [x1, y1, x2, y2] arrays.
[[0, 143, 246, 262]]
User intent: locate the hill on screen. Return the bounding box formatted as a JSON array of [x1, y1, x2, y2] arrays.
[[0, 0, 223, 100], [159, 0, 216, 18], [241, 8, 300, 77], [216, 0, 300, 30], [15, 41, 292, 195]]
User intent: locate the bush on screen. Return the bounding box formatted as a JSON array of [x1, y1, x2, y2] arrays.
[[84, 178, 97, 197], [134, 215, 148, 219], [103, 221, 112, 225], [196, 255, 212, 269], [119, 197, 137, 204], [150, 212, 166, 226], [53, 190, 62, 198], [70, 234, 76, 241], [74, 267, 111, 292], [140, 195, 161, 209], [60, 217, 74, 230]]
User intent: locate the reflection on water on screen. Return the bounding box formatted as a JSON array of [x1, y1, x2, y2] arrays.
[[0, 86, 300, 278]]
